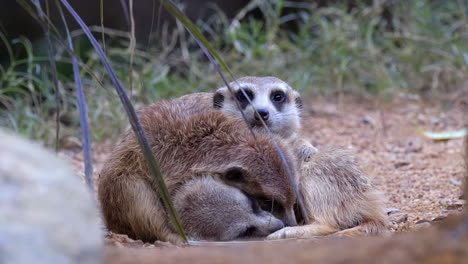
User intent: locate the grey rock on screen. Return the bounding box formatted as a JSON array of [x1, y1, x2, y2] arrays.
[[0, 129, 103, 264], [388, 212, 408, 224], [449, 178, 461, 186]]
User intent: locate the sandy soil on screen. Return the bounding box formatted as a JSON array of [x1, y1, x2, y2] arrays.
[[58, 94, 467, 262]]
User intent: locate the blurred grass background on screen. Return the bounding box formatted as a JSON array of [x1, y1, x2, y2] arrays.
[[0, 0, 467, 146]]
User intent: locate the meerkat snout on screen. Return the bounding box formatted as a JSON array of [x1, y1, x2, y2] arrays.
[[254, 109, 269, 121]]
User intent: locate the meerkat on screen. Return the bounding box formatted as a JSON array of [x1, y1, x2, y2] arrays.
[[267, 146, 390, 239], [98, 95, 298, 243], [173, 176, 284, 241]]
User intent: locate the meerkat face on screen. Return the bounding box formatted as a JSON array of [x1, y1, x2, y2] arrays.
[[213, 76, 303, 139], [218, 165, 298, 227], [174, 177, 285, 241]]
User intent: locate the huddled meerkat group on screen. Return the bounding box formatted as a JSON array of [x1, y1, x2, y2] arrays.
[[98, 76, 390, 243]]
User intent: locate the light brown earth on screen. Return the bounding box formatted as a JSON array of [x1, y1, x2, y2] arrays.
[[59, 94, 467, 263]]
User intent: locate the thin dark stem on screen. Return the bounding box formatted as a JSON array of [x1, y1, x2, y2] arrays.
[[119, 0, 130, 30], [57, 0, 94, 193], [163, 0, 310, 224], [32, 0, 61, 152], [58, 0, 188, 243]]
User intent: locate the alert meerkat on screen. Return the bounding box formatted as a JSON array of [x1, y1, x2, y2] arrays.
[[173, 176, 284, 241], [98, 95, 298, 243]]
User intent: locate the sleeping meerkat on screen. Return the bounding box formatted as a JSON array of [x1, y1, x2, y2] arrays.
[[98, 95, 298, 243], [211, 76, 318, 160], [173, 176, 284, 241], [267, 146, 390, 239]]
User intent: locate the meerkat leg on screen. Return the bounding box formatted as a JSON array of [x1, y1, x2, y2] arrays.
[[289, 137, 318, 162], [332, 220, 391, 237], [266, 221, 338, 240], [297, 140, 318, 162]]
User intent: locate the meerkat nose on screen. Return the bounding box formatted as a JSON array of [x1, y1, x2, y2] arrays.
[[255, 109, 270, 121]]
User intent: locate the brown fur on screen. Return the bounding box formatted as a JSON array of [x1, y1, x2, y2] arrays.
[[173, 176, 285, 241], [106, 135, 468, 263], [267, 147, 390, 239], [98, 95, 298, 243], [180, 79, 390, 239]]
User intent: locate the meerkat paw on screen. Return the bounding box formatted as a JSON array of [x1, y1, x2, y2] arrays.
[[266, 226, 309, 240], [298, 143, 318, 162], [266, 224, 338, 240]]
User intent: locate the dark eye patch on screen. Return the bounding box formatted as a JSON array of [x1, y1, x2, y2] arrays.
[[271, 90, 287, 111], [235, 88, 254, 105], [270, 90, 286, 104]]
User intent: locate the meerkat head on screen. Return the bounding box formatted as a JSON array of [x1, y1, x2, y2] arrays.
[[213, 76, 303, 139], [174, 176, 285, 241]]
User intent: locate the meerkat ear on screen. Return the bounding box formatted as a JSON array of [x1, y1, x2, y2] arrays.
[[223, 166, 246, 183], [293, 91, 303, 109], [213, 87, 227, 109]]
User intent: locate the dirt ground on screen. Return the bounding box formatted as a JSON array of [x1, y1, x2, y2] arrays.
[[59, 94, 467, 263]]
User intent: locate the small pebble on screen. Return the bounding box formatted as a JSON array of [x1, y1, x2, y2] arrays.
[[394, 160, 410, 168], [361, 115, 375, 125], [450, 179, 461, 186], [388, 212, 408, 224], [446, 200, 466, 210], [385, 208, 401, 214]]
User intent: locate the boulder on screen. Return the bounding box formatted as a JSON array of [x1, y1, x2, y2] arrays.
[[0, 129, 103, 264]]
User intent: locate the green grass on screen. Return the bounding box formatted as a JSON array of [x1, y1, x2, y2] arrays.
[[1, 0, 467, 146]]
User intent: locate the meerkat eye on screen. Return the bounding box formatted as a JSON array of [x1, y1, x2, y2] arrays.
[[235, 89, 254, 103], [224, 167, 245, 182], [271, 90, 286, 103]]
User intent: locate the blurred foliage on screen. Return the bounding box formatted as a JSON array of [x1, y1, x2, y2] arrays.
[[1, 0, 467, 145]]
